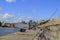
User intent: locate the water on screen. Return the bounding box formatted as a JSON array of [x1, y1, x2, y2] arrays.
[[0, 28, 20, 36]]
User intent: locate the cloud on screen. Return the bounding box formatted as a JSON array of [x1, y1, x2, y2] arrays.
[[0, 13, 14, 22], [3, 13, 14, 19], [5, 0, 16, 3], [0, 7, 2, 10], [21, 0, 24, 2], [18, 14, 25, 21], [0, 14, 3, 21], [0, 13, 24, 23], [27, 16, 33, 20]]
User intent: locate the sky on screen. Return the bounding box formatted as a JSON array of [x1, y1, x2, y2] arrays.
[[0, 0, 60, 23]]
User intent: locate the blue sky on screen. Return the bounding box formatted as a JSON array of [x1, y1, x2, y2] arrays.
[[0, 0, 60, 22]]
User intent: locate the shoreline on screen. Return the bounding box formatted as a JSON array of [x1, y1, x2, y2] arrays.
[[0, 27, 20, 28], [0, 30, 38, 40]]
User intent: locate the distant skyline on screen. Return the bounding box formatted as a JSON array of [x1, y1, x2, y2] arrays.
[[0, 0, 60, 23]]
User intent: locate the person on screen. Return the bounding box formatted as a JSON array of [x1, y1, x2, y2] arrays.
[[28, 22, 31, 30], [28, 20, 33, 30], [38, 29, 46, 40]]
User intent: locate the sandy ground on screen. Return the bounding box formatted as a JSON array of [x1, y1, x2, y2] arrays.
[[0, 27, 60, 40], [0, 30, 39, 40]]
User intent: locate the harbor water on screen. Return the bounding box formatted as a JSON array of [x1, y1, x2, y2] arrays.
[[0, 28, 20, 36]]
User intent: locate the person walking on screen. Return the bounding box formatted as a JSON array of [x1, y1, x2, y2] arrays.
[[38, 29, 46, 40]]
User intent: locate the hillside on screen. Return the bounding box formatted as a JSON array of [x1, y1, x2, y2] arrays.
[[38, 18, 60, 40]]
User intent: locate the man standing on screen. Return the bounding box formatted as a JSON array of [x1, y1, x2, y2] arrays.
[[28, 20, 33, 30]]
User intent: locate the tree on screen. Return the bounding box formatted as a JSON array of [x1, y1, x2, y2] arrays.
[[0, 22, 2, 26], [21, 21, 27, 24]]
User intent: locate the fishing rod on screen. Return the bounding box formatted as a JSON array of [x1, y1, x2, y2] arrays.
[[49, 8, 59, 19], [39, 8, 59, 25], [32, 29, 41, 40]]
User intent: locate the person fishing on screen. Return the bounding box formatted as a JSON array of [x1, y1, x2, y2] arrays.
[[37, 29, 46, 40]]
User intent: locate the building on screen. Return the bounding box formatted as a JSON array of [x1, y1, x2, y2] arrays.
[[4, 22, 29, 29], [4, 23, 15, 28], [14, 23, 28, 29]]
